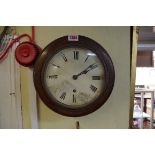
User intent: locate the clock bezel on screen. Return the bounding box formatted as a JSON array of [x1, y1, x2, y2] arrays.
[[33, 35, 115, 117]]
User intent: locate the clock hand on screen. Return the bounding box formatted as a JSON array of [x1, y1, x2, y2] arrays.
[[83, 63, 98, 74], [73, 63, 98, 80]]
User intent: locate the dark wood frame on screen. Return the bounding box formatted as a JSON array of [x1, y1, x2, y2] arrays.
[[33, 35, 115, 117]]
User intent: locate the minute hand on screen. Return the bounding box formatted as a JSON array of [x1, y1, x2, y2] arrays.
[[82, 63, 98, 74], [73, 63, 98, 80]]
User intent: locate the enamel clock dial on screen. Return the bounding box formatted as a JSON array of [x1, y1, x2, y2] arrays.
[[33, 35, 115, 117]]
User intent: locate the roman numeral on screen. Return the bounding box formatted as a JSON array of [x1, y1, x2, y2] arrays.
[[48, 75, 58, 79], [60, 92, 66, 100], [90, 85, 97, 93], [73, 94, 76, 103], [74, 51, 79, 60], [92, 76, 101, 80], [84, 55, 89, 63], [61, 53, 68, 62]]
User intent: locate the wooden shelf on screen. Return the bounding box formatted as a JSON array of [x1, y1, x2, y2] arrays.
[[134, 88, 154, 129]]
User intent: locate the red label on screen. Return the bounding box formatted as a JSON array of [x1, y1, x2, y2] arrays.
[[68, 35, 79, 41]]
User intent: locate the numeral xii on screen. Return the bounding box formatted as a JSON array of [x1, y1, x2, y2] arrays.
[[73, 51, 79, 60]]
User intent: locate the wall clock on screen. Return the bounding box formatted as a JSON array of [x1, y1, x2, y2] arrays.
[[33, 35, 115, 117]]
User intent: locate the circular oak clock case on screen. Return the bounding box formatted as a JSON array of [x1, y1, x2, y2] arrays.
[[33, 35, 115, 117]]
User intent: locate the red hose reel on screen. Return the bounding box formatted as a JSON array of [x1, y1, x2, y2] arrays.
[[0, 32, 41, 67], [15, 42, 41, 67]]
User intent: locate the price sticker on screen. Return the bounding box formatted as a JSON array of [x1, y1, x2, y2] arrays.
[[68, 35, 79, 41]]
